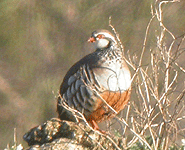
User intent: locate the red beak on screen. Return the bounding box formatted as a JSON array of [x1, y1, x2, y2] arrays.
[[88, 37, 96, 43]]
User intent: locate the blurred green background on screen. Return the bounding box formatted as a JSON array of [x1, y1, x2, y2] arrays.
[[0, 0, 185, 149]]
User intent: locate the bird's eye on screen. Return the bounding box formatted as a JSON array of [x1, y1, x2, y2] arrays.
[[97, 34, 104, 39]]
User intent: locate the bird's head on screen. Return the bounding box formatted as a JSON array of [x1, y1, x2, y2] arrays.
[[88, 29, 117, 49]]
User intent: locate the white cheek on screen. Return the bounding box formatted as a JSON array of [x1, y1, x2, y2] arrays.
[[94, 39, 109, 49]]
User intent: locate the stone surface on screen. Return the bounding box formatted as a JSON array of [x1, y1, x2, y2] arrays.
[[23, 118, 124, 150]]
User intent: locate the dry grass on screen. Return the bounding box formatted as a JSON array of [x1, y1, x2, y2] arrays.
[[111, 0, 185, 149], [59, 0, 185, 149], [5, 0, 185, 149]]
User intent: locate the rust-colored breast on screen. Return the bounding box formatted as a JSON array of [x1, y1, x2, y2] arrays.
[[86, 88, 131, 123]]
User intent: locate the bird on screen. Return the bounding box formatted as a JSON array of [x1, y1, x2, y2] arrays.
[[57, 29, 131, 131]]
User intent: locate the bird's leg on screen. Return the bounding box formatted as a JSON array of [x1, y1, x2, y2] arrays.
[[90, 120, 100, 130], [89, 120, 106, 134]]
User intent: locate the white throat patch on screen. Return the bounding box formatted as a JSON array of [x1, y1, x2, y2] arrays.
[[94, 38, 109, 49]]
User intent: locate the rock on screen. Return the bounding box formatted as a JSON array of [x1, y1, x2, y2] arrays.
[[23, 118, 124, 150]]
